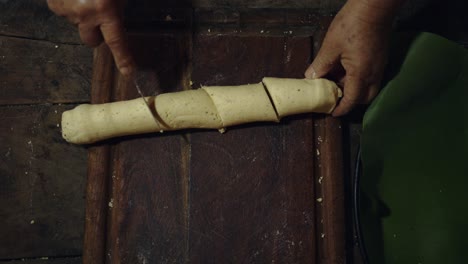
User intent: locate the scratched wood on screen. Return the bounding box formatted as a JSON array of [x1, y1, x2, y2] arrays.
[[0, 105, 86, 259], [82, 44, 115, 264], [0, 0, 81, 43], [84, 17, 349, 264], [0, 257, 82, 264], [103, 34, 192, 263], [188, 35, 317, 263], [126, 0, 345, 10], [0, 36, 92, 105], [0, 0, 90, 262]]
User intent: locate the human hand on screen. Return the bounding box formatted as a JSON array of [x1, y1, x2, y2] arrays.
[[47, 0, 135, 76], [305, 0, 403, 116]]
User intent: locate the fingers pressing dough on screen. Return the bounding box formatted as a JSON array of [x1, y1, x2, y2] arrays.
[[62, 78, 341, 144]]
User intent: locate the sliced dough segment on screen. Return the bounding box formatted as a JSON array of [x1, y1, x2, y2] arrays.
[[156, 89, 222, 129], [62, 97, 162, 144], [202, 83, 279, 127], [262, 77, 342, 117]]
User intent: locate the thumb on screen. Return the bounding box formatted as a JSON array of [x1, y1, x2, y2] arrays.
[[305, 47, 339, 79]]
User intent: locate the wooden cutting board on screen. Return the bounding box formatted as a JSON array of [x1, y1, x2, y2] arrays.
[[84, 8, 345, 264]]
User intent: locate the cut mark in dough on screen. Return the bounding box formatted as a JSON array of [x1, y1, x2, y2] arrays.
[[261, 82, 280, 121]]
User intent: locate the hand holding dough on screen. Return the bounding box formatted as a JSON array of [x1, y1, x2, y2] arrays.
[[62, 78, 341, 144]]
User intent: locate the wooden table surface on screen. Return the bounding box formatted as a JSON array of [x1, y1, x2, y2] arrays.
[[2, 0, 465, 263], [84, 8, 346, 264]]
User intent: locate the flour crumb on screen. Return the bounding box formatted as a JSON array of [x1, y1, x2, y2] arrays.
[[30, 220, 35, 224], [108, 199, 114, 208], [316, 197, 323, 203], [218, 128, 226, 134]]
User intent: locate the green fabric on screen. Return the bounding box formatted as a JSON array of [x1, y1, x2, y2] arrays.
[[360, 32, 468, 264]]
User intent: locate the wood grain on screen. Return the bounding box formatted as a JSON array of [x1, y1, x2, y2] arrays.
[[312, 19, 346, 264], [0, 257, 82, 264], [105, 34, 192, 264], [0, 36, 92, 105], [0, 105, 86, 259], [193, 0, 345, 9], [188, 35, 317, 263], [83, 44, 115, 264], [0, 0, 81, 43]]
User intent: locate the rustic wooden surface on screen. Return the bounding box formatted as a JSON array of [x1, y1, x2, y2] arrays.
[[0, 105, 87, 259], [0, 0, 81, 43], [0, 257, 82, 264], [0, 0, 90, 262], [82, 45, 115, 264], [188, 35, 318, 263], [2, 0, 466, 263], [86, 26, 346, 262], [0, 36, 92, 105]]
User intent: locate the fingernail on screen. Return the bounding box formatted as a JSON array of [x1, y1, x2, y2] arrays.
[[311, 67, 317, 79], [120, 67, 130, 76], [305, 66, 316, 79]]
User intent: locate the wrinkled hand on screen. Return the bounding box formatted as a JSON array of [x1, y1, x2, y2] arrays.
[[306, 0, 402, 116], [47, 0, 135, 76]]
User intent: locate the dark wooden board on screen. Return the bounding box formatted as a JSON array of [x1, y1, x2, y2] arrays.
[[85, 31, 347, 263], [83, 45, 114, 264], [0, 0, 81, 44], [0, 36, 92, 105], [188, 36, 317, 263], [126, 0, 345, 10], [0, 105, 86, 259], [104, 34, 192, 264], [0, 257, 81, 264]]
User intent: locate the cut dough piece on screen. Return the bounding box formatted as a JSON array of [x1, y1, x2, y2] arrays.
[[61, 78, 341, 144], [155, 89, 222, 129], [62, 97, 162, 144], [263, 77, 342, 117], [202, 83, 279, 127]]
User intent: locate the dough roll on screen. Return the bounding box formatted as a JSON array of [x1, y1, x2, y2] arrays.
[[62, 78, 341, 144]]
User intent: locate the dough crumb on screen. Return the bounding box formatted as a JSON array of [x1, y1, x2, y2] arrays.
[[54, 45, 59, 49], [318, 176, 323, 184], [108, 199, 114, 208], [316, 197, 323, 203], [159, 130, 164, 133], [30, 220, 35, 224], [165, 15, 172, 21], [218, 128, 226, 134], [321, 233, 325, 238]]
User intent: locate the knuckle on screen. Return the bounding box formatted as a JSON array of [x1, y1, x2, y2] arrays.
[[94, 0, 112, 13], [105, 35, 123, 48]]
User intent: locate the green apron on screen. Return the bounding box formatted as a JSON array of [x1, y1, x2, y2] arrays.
[[359, 32, 468, 264]]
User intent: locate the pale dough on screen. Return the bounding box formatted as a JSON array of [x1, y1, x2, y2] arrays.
[[62, 78, 341, 144]]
